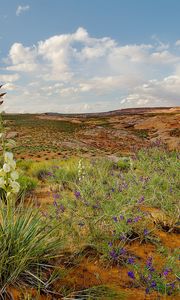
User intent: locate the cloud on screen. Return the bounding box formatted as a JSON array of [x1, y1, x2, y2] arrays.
[[6, 43, 37, 72], [0, 73, 20, 83], [121, 75, 180, 107], [175, 40, 180, 46], [151, 35, 169, 51], [16, 5, 30, 16], [1, 27, 180, 113]]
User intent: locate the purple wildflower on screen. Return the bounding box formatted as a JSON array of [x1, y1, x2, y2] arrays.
[[163, 268, 171, 277], [146, 257, 153, 268], [147, 274, 152, 281], [109, 250, 118, 260], [113, 216, 118, 222], [145, 288, 150, 294], [47, 171, 53, 176], [53, 193, 60, 199], [74, 191, 81, 198], [127, 218, 132, 224], [53, 201, 58, 207], [146, 257, 155, 272], [151, 281, 157, 288], [60, 204, 65, 212], [108, 241, 113, 247], [138, 196, 145, 204], [128, 271, 135, 279], [166, 282, 175, 290], [119, 215, 124, 220], [144, 228, 149, 236], [127, 257, 135, 264], [119, 248, 126, 255], [119, 234, 126, 241], [134, 216, 141, 222]]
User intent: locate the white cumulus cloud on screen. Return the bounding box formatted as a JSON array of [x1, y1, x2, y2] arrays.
[[16, 5, 30, 16], [1, 27, 180, 113]]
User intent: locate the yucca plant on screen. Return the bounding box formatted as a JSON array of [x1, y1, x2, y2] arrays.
[[0, 203, 63, 297]]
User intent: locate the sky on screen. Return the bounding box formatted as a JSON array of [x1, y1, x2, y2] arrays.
[[0, 0, 180, 113]]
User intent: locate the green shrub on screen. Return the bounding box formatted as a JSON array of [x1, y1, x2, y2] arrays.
[[18, 175, 38, 196], [17, 160, 33, 172], [117, 158, 131, 170]]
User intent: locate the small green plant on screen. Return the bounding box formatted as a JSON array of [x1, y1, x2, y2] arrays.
[[18, 174, 38, 196], [117, 157, 131, 170], [133, 129, 148, 139]]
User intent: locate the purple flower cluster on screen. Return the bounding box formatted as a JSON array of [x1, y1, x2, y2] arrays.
[[134, 216, 141, 222], [146, 257, 154, 271], [163, 268, 171, 277], [128, 256, 178, 296], [112, 214, 142, 225], [112, 215, 126, 222], [143, 228, 149, 236], [92, 203, 101, 209], [127, 218, 132, 224], [127, 257, 135, 265], [109, 249, 118, 260], [74, 191, 81, 199], [166, 282, 176, 295], [53, 193, 61, 199], [119, 234, 126, 241], [47, 171, 53, 176], [109, 246, 126, 261], [128, 271, 135, 279], [138, 195, 145, 204], [113, 216, 118, 222]]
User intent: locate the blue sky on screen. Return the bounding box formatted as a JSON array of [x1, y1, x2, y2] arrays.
[[0, 0, 180, 113]]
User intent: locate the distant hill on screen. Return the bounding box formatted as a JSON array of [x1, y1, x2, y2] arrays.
[[44, 106, 180, 118]]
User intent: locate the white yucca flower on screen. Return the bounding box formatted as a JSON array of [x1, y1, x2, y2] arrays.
[[0, 86, 20, 198], [9, 179, 20, 194], [4, 151, 14, 162], [11, 171, 19, 180], [3, 163, 11, 173]]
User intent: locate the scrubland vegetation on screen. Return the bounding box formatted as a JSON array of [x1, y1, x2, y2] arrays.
[[0, 134, 179, 299], [0, 88, 179, 299]]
